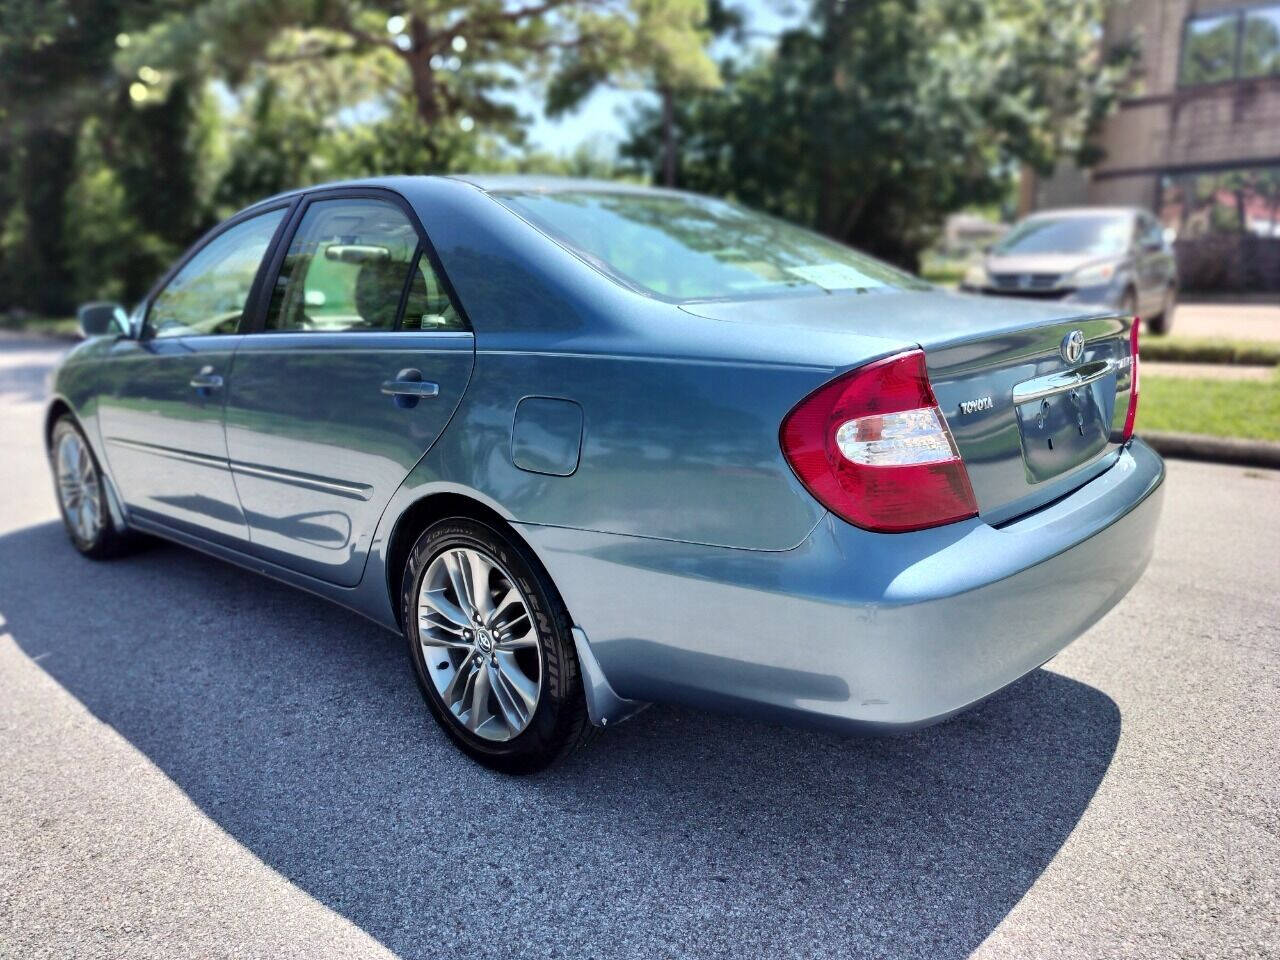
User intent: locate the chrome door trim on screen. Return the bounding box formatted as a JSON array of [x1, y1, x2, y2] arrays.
[[1012, 358, 1116, 405], [106, 437, 373, 500], [229, 461, 374, 501], [104, 436, 227, 469]]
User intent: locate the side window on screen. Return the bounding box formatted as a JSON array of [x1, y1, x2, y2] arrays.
[[401, 252, 467, 331], [148, 208, 285, 338], [1140, 215, 1163, 249], [266, 197, 445, 332]]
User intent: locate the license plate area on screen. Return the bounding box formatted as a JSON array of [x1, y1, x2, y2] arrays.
[[1014, 372, 1112, 484]]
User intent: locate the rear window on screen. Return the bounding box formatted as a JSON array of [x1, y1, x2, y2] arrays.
[[494, 190, 928, 302]]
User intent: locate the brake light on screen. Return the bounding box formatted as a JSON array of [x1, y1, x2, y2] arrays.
[[780, 350, 978, 533], [1122, 316, 1140, 442]]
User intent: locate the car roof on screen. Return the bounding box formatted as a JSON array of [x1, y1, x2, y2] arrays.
[[445, 174, 674, 196], [238, 174, 689, 216]]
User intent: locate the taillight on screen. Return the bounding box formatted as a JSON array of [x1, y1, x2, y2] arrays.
[[1122, 315, 1140, 442], [780, 350, 979, 533]]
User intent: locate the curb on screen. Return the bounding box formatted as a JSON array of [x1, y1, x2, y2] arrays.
[[1144, 431, 1280, 470]]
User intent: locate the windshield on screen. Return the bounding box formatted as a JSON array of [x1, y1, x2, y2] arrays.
[[494, 190, 929, 301], [995, 215, 1132, 257]]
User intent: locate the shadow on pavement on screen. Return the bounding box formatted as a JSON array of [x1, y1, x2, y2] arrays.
[[3, 519, 1120, 959]]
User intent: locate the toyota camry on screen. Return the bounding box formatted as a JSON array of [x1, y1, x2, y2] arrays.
[[46, 176, 1164, 772]]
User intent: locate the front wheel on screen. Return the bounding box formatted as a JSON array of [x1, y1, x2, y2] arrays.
[[49, 416, 132, 559], [1147, 284, 1177, 336], [1118, 287, 1138, 320], [401, 517, 594, 774]]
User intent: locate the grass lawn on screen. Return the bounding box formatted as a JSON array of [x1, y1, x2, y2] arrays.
[[1141, 369, 1280, 442]]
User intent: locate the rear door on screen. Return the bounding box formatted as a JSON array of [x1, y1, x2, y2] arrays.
[[223, 189, 473, 585], [96, 206, 289, 544]]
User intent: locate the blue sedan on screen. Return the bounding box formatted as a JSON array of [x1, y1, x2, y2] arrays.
[[47, 176, 1163, 772]]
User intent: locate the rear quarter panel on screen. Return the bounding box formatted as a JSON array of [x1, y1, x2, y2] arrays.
[[394, 179, 913, 551]]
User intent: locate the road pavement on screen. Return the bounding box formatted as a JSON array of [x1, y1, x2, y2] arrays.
[[1, 334, 1277, 959]]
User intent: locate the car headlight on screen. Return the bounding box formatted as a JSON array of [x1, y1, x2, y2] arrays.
[[1068, 262, 1117, 287], [963, 264, 988, 288]]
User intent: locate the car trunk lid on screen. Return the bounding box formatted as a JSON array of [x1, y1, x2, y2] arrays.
[[680, 290, 1138, 524]]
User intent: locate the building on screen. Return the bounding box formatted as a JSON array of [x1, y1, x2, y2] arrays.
[[1028, 0, 1280, 291]]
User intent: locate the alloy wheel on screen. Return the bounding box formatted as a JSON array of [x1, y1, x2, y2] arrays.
[[55, 429, 103, 543], [417, 547, 543, 742]]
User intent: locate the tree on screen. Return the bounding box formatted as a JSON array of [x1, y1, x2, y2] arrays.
[[0, 0, 213, 311], [623, 0, 1136, 268], [546, 0, 720, 186], [122, 0, 715, 170], [0, 0, 127, 312]]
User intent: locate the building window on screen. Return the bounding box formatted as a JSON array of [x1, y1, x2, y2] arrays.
[[1179, 5, 1280, 85], [1159, 166, 1280, 238], [1243, 6, 1280, 76]]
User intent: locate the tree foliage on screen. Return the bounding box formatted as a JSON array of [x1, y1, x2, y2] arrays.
[[0, 0, 1136, 312], [623, 0, 1136, 268]]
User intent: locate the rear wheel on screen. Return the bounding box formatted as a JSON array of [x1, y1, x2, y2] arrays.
[[401, 517, 593, 774], [1147, 284, 1177, 335], [49, 416, 132, 559]]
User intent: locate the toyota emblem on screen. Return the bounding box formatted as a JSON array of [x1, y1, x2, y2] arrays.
[[1061, 330, 1085, 365]]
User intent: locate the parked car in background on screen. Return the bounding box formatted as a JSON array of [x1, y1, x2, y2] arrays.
[[48, 177, 1163, 773], [962, 207, 1179, 334]]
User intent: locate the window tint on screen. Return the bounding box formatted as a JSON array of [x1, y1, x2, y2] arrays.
[[1180, 13, 1240, 85], [496, 190, 927, 301], [265, 197, 426, 332], [400, 253, 467, 331], [148, 209, 284, 338]]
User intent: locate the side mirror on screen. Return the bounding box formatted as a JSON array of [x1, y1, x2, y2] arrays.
[[77, 302, 128, 338]]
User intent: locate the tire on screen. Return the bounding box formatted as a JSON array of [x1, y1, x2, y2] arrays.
[[1119, 287, 1138, 319], [1147, 284, 1177, 336], [49, 415, 134, 560], [400, 516, 594, 774]]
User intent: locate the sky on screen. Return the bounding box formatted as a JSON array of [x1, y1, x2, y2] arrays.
[[517, 0, 803, 154]]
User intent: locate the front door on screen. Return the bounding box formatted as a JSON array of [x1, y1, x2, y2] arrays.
[[223, 193, 474, 586], [97, 207, 288, 544]]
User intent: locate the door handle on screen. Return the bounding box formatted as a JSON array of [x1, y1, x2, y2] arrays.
[[190, 366, 224, 392], [380, 380, 440, 398], [381, 368, 439, 408]]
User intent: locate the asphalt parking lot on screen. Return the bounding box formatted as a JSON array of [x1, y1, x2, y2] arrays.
[[1, 334, 1277, 959]]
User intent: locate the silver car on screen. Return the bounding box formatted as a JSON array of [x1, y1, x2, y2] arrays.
[[47, 177, 1163, 773], [962, 207, 1179, 334]]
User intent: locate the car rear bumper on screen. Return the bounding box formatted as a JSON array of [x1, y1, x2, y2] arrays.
[[519, 438, 1164, 732]]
